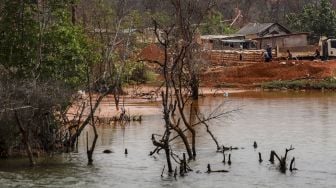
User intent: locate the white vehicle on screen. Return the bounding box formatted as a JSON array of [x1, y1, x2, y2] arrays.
[[320, 38, 336, 58]]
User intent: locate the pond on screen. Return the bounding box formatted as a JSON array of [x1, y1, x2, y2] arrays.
[[1, 91, 336, 188]]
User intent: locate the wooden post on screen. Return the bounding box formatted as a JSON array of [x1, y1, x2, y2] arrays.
[[259, 152, 263, 163], [269, 150, 275, 164], [253, 141, 258, 148], [183, 153, 187, 173], [228, 154, 231, 165], [222, 153, 226, 164], [180, 164, 184, 176], [290, 157, 296, 172], [207, 164, 211, 173]]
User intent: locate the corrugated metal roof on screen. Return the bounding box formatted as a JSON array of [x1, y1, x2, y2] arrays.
[[221, 39, 252, 43], [236, 23, 275, 35], [201, 34, 244, 40], [201, 35, 231, 40]]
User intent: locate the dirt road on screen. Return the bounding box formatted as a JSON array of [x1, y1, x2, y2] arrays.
[[201, 60, 336, 87]]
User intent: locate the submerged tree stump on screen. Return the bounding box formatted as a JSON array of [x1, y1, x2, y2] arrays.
[[253, 141, 258, 149], [259, 152, 263, 163], [290, 157, 298, 171], [228, 154, 232, 165], [269, 150, 275, 164]]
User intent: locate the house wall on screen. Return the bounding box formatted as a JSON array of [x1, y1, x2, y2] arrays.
[[257, 34, 308, 49], [245, 34, 258, 39], [283, 35, 308, 47]]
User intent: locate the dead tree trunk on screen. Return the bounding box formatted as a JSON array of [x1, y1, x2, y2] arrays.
[[172, 84, 196, 159], [71, 0, 77, 25], [86, 129, 98, 165], [86, 66, 99, 165], [14, 110, 35, 166], [190, 74, 199, 100], [69, 90, 108, 147], [113, 85, 121, 111], [189, 101, 200, 157], [164, 147, 172, 173], [171, 122, 193, 160], [152, 133, 173, 173], [271, 146, 295, 173]]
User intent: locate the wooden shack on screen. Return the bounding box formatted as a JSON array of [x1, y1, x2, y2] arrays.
[[236, 22, 309, 50]]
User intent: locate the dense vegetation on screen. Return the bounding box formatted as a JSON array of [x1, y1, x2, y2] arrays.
[[0, 0, 149, 159], [287, 0, 336, 37]]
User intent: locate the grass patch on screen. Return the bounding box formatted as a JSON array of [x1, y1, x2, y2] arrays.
[[262, 77, 336, 90], [214, 83, 237, 88]]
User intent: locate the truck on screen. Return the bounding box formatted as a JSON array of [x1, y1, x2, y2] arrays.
[[320, 37, 336, 59]]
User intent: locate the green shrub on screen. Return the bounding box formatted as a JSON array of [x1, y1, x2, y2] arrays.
[[262, 78, 336, 90]]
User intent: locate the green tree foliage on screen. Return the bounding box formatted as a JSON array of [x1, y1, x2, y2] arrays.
[[287, 0, 336, 37], [200, 10, 236, 35], [0, 1, 38, 77], [0, 0, 98, 158], [0, 1, 97, 87]]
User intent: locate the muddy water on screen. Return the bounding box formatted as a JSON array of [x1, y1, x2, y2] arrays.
[[1, 91, 336, 188]]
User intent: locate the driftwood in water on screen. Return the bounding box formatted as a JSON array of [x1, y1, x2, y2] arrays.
[[170, 152, 191, 175], [279, 147, 295, 173], [207, 164, 229, 173], [96, 115, 143, 124], [270, 146, 295, 173], [103, 149, 113, 154], [217, 145, 239, 153]]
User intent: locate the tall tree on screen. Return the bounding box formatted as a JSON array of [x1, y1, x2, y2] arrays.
[[201, 9, 236, 35], [0, 0, 96, 86], [287, 0, 336, 37]]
